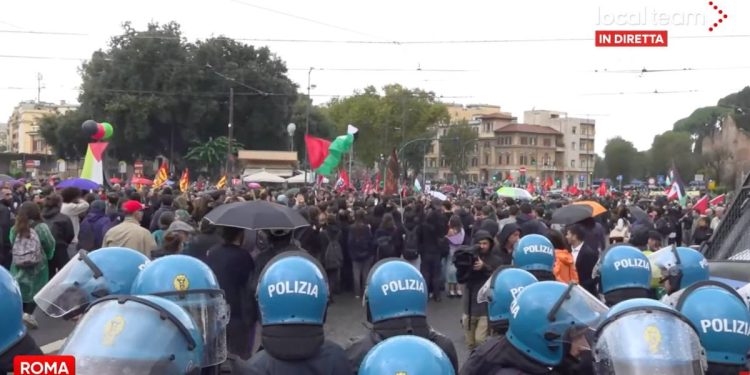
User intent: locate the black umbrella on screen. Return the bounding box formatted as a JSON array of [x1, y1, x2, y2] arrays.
[[628, 205, 652, 225], [204, 201, 310, 230]]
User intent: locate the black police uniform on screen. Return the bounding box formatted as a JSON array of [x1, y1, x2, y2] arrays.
[[244, 340, 351, 375], [460, 335, 594, 375], [0, 334, 43, 373]]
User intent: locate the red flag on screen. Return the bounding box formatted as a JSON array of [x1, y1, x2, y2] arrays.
[[597, 180, 607, 197], [336, 169, 350, 192], [527, 182, 535, 194], [693, 195, 709, 214], [384, 149, 399, 195], [569, 185, 579, 196], [304, 135, 331, 170], [710, 194, 725, 206]]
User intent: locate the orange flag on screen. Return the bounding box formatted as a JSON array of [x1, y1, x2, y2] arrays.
[[179, 169, 189, 192], [153, 162, 168, 189]]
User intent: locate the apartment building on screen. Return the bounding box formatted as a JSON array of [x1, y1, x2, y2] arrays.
[[7, 100, 78, 155]]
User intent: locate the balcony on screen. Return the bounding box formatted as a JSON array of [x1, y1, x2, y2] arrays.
[[580, 132, 595, 140]]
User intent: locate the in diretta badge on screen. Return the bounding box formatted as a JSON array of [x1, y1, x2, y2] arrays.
[[173, 274, 190, 291]]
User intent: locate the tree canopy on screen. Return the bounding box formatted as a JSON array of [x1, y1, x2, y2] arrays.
[[40, 22, 297, 163], [439, 120, 477, 183], [325, 84, 449, 169], [603, 137, 640, 182]]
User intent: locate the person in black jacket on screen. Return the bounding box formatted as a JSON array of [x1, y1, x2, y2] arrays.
[[148, 194, 175, 232], [516, 203, 547, 237], [348, 209, 374, 299], [319, 213, 343, 297], [457, 230, 503, 351], [420, 201, 447, 302], [41, 194, 75, 279], [205, 226, 257, 360], [494, 223, 520, 266], [0, 186, 14, 269], [566, 224, 599, 296]]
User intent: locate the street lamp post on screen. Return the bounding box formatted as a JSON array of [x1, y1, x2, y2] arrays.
[[226, 87, 234, 177], [287, 123, 296, 152]]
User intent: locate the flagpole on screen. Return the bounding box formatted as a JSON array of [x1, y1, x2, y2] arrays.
[[348, 144, 353, 188]]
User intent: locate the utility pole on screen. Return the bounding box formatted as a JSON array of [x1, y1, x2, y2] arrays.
[[36, 73, 43, 103], [304, 67, 313, 183], [226, 87, 234, 177]]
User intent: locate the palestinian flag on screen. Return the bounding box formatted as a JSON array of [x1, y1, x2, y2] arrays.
[[666, 163, 687, 206], [414, 178, 422, 193]]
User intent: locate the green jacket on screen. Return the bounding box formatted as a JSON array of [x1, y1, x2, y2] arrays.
[[9, 222, 56, 303]]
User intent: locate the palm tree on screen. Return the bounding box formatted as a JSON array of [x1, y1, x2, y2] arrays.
[[185, 136, 245, 175]]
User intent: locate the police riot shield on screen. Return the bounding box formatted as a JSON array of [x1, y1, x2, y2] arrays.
[[594, 309, 706, 375]]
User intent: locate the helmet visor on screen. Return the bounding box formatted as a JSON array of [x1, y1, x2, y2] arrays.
[[477, 277, 492, 304], [34, 251, 107, 318], [160, 293, 229, 367], [549, 284, 609, 329], [648, 246, 679, 276], [60, 299, 199, 374], [594, 310, 706, 375]]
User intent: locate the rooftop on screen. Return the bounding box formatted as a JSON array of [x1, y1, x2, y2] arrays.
[[494, 123, 562, 135], [478, 112, 516, 120]]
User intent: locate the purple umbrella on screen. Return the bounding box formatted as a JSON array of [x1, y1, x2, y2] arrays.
[[57, 178, 100, 190]]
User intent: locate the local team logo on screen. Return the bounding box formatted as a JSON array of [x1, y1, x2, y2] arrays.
[[102, 315, 126, 346]]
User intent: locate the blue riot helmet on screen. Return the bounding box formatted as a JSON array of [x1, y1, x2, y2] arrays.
[[358, 335, 455, 375], [365, 258, 427, 323], [257, 251, 329, 325], [675, 281, 750, 368], [507, 281, 608, 366], [131, 255, 229, 367], [477, 267, 538, 333], [512, 234, 555, 273], [0, 267, 24, 354], [34, 248, 150, 319], [648, 245, 709, 293], [593, 298, 707, 374], [59, 295, 203, 375], [595, 245, 652, 306], [256, 251, 330, 360]]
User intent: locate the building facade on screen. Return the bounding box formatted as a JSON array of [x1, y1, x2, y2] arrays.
[[523, 110, 596, 188], [7, 100, 78, 155], [0, 123, 7, 152]]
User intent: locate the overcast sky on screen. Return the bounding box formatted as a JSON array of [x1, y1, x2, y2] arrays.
[[1, 0, 748, 153]]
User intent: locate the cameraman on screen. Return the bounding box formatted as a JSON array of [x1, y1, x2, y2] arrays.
[[455, 230, 502, 350]]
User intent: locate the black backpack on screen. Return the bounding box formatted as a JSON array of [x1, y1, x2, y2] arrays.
[[403, 226, 419, 260], [375, 235, 396, 260], [323, 232, 343, 271]]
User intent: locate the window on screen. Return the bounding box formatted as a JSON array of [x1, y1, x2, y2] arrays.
[[506, 154, 511, 165], [543, 138, 552, 147], [498, 155, 503, 165], [484, 123, 492, 132], [551, 114, 559, 119], [572, 126, 577, 134], [571, 142, 576, 150], [530, 137, 537, 146], [484, 141, 491, 149], [520, 137, 529, 145], [484, 154, 490, 165], [471, 158, 478, 167], [441, 129, 447, 136], [441, 158, 447, 167], [519, 154, 528, 165], [427, 145, 434, 154], [570, 159, 576, 168], [530, 156, 537, 165], [543, 153, 550, 166]]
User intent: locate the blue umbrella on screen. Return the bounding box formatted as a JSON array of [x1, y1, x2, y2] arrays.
[[57, 178, 100, 190]]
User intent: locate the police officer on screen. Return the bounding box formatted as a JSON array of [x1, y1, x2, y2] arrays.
[[59, 294, 204, 374], [461, 267, 538, 375], [676, 281, 750, 374], [247, 251, 351, 374], [0, 267, 42, 373], [512, 234, 556, 281], [466, 281, 607, 374], [648, 246, 710, 307], [358, 335, 455, 375], [34, 247, 150, 319], [594, 245, 652, 306], [131, 254, 230, 370], [593, 298, 707, 374], [346, 259, 458, 373]]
